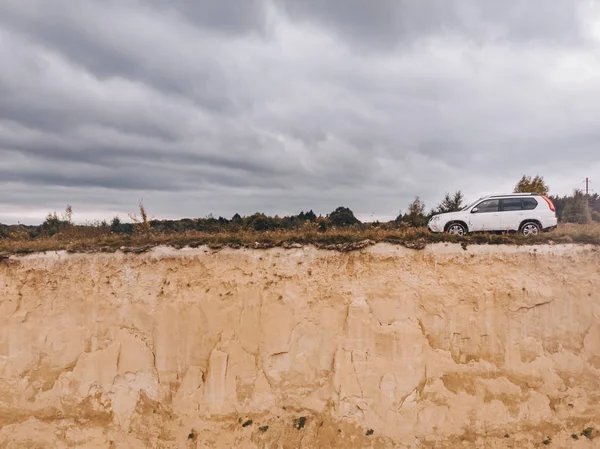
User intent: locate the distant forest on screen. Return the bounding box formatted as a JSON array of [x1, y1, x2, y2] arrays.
[[1, 176, 599, 240]]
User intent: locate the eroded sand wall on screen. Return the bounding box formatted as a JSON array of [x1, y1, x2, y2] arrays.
[[1, 244, 600, 448]]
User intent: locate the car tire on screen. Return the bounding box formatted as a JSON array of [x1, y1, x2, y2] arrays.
[[520, 222, 540, 236], [446, 222, 467, 236]]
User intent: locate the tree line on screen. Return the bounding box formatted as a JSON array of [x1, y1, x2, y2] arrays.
[[514, 175, 600, 224], [1, 175, 599, 239]]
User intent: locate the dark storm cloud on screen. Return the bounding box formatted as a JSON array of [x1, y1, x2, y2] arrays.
[[0, 126, 292, 177], [148, 0, 269, 35], [0, 1, 248, 111], [274, 0, 583, 48], [1, 0, 599, 224]]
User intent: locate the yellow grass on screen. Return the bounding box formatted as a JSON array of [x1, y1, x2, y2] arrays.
[[2, 223, 600, 256]]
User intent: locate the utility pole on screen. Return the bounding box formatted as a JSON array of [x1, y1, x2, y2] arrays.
[[584, 177, 592, 196]]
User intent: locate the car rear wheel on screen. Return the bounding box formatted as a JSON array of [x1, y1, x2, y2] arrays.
[[446, 223, 466, 236], [521, 222, 540, 236]]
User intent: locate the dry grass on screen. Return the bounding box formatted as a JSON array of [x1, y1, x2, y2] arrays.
[[2, 223, 600, 256]]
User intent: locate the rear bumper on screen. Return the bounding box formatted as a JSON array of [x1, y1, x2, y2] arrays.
[[543, 217, 558, 231]]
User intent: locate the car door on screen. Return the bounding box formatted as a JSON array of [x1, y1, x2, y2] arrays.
[[499, 198, 524, 231], [469, 199, 500, 231]]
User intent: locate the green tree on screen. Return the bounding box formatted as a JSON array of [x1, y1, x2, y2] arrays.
[[435, 191, 464, 214], [298, 210, 317, 222], [404, 197, 427, 227], [328, 207, 359, 227], [514, 175, 549, 195], [245, 213, 277, 231], [562, 190, 591, 224], [110, 216, 122, 233], [589, 193, 600, 217]]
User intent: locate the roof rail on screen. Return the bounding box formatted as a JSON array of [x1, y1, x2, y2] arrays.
[[485, 193, 539, 198]]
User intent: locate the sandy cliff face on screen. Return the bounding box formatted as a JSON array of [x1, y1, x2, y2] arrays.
[[1, 243, 600, 448]]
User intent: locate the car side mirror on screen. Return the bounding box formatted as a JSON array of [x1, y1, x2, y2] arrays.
[[471, 207, 478, 213]]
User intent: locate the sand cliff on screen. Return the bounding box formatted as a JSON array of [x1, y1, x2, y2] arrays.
[[1, 243, 599, 448]]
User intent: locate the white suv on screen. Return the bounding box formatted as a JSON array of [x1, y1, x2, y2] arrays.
[[427, 193, 558, 236]]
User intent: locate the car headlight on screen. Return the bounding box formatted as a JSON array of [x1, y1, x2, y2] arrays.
[[430, 216, 440, 222]]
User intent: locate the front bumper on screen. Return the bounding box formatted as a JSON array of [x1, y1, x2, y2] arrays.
[[428, 221, 443, 233]]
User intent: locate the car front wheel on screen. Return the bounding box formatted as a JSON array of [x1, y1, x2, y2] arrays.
[[521, 222, 540, 236], [446, 223, 467, 236]]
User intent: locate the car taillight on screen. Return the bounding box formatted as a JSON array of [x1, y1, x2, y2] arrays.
[[541, 196, 555, 212]]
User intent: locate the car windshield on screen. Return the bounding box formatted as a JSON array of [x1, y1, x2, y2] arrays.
[[460, 198, 482, 211]]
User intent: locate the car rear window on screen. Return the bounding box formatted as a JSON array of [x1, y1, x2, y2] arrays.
[[500, 198, 523, 211], [522, 198, 538, 210]]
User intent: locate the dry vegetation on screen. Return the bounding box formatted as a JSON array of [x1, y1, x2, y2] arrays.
[[2, 222, 600, 256], [4, 175, 600, 256]]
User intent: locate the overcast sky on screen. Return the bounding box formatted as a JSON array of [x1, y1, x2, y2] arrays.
[[2, 1, 600, 224]]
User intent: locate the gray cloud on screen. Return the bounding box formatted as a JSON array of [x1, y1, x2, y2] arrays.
[[1, 0, 599, 224], [274, 0, 584, 48], [147, 0, 269, 35]]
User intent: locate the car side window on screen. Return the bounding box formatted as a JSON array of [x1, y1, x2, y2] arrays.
[[522, 198, 538, 210], [500, 198, 523, 211], [473, 199, 499, 213]]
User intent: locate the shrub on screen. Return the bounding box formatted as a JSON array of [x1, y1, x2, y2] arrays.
[[40, 206, 73, 237], [562, 190, 592, 224], [328, 207, 359, 227], [404, 197, 427, 227]]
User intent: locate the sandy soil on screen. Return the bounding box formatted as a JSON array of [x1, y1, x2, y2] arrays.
[[1, 243, 599, 448]]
